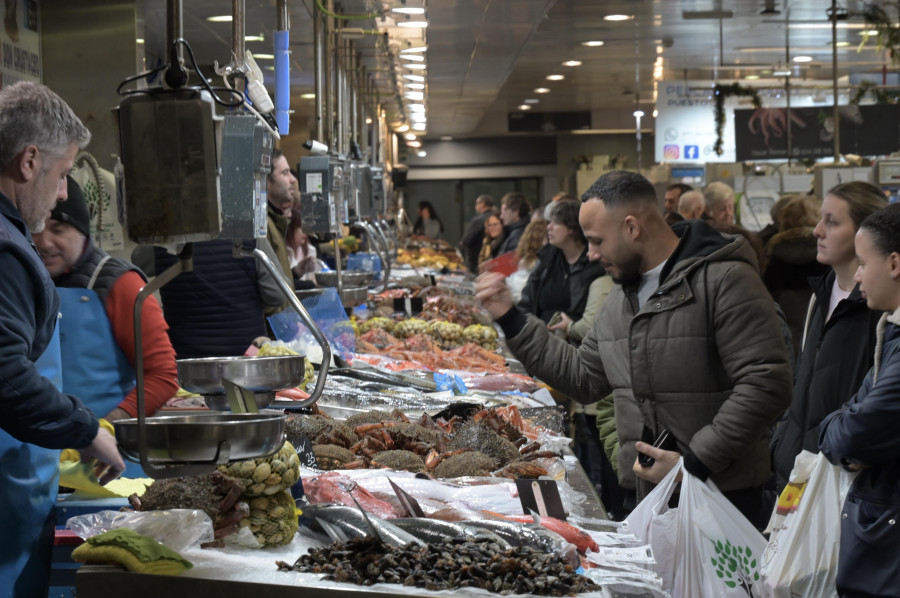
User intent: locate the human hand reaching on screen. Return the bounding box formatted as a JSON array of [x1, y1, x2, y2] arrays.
[[79, 425, 125, 485], [474, 272, 515, 320]]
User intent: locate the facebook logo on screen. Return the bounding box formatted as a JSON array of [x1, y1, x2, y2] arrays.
[[684, 145, 699, 160]]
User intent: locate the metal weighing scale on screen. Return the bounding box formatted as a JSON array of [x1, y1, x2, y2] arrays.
[[112, 0, 331, 479]]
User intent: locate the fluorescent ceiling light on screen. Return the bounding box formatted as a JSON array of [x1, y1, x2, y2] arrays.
[[401, 54, 425, 61], [365, 117, 373, 124], [546, 74, 564, 81], [745, 74, 760, 80], [406, 83, 425, 89], [860, 30, 879, 36], [396, 124, 410, 132], [410, 113, 427, 122], [517, 105, 532, 111], [582, 40, 604, 47], [245, 34, 265, 42], [404, 74, 425, 81], [300, 93, 315, 99], [405, 133, 417, 140], [253, 53, 274, 60], [412, 123, 427, 131], [408, 103, 425, 111], [407, 140, 421, 148], [136, 38, 144, 44], [440, 136, 453, 141], [633, 110, 645, 118], [207, 15, 232, 22], [793, 55, 813, 63], [405, 63, 427, 70], [524, 98, 539, 104], [400, 45, 428, 53], [398, 21, 428, 28], [604, 14, 633, 21], [534, 87, 550, 93], [773, 68, 792, 76], [405, 91, 424, 100], [788, 23, 867, 30], [417, 150, 427, 157], [832, 41, 851, 47], [562, 60, 582, 67], [392, 7, 425, 14]]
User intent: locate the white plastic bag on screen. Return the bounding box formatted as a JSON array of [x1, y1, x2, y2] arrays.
[[675, 470, 768, 598], [621, 458, 683, 589], [66, 509, 215, 552], [758, 451, 857, 598]]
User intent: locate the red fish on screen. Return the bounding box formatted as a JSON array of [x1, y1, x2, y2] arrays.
[[497, 513, 599, 554]]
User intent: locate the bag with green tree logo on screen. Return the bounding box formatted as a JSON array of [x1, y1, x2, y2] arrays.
[[675, 468, 768, 597]]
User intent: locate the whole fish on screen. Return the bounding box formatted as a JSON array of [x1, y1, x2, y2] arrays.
[[500, 514, 600, 554], [391, 518, 512, 548], [462, 519, 580, 567], [301, 503, 424, 548], [460, 519, 555, 552]]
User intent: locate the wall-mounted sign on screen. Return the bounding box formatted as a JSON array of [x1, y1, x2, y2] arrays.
[[0, 0, 40, 88], [655, 81, 736, 163], [733, 104, 900, 161]]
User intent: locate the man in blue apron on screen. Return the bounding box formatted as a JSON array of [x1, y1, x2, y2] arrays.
[[33, 177, 178, 430], [0, 82, 124, 597]]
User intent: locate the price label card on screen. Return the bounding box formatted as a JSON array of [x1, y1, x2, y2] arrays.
[[295, 435, 319, 469], [515, 479, 567, 520]]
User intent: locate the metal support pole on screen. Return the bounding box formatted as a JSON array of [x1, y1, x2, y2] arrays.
[[232, 0, 245, 69], [785, 7, 792, 165], [832, 0, 841, 161], [324, 0, 335, 149], [314, 2, 324, 141]]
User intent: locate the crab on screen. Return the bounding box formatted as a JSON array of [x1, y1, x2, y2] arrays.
[[492, 461, 548, 479], [128, 471, 250, 547], [312, 444, 366, 470]]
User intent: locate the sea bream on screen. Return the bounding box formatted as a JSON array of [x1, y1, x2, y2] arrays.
[[300, 503, 424, 548]]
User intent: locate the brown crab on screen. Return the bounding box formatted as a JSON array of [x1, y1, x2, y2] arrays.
[[312, 444, 365, 470], [493, 461, 548, 479]]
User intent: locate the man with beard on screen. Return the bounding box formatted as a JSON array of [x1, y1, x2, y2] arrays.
[[475, 170, 791, 526], [266, 149, 296, 305]]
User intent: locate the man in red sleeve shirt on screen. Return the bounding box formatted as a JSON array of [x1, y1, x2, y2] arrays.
[[33, 177, 178, 424]]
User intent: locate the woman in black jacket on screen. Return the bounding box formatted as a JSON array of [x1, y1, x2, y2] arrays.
[[770, 181, 887, 490], [518, 199, 605, 325]]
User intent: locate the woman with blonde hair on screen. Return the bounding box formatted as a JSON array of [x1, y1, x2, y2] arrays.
[[771, 181, 888, 490], [506, 218, 548, 302]]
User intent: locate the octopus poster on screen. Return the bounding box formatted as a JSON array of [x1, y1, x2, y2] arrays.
[[734, 104, 900, 161]]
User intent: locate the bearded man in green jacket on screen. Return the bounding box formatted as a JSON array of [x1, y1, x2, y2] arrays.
[[476, 171, 791, 529]]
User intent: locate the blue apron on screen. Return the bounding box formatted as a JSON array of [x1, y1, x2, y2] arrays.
[[57, 260, 143, 478], [0, 324, 62, 598]]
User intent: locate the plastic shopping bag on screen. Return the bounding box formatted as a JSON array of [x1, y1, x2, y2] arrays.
[[621, 458, 683, 590], [675, 469, 768, 598], [758, 451, 857, 598]]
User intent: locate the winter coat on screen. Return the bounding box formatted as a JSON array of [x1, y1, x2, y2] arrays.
[[153, 240, 273, 359], [498, 217, 528, 255], [763, 227, 829, 355], [0, 193, 97, 449], [771, 270, 880, 489], [567, 275, 614, 344], [267, 204, 294, 313], [477, 234, 504, 266], [461, 212, 490, 272], [500, 219, 792, 494], [518, 244, 606, 324], [819, 312, 900, 598]]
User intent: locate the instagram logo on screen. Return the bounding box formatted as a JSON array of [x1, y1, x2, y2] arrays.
[[663, 145, 679, 160]]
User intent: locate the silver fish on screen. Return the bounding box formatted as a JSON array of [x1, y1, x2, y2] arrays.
[[391, 518, 512, 548], [301, 503, 424, 548]]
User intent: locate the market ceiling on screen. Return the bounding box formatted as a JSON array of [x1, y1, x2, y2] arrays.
[[172, 0, 893, 139]]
